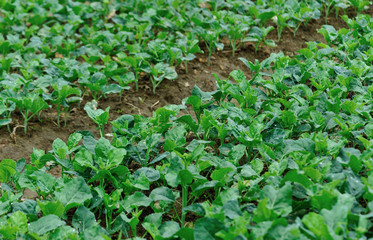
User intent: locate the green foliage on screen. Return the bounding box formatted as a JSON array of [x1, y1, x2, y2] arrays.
[[1, 1, 373, 239], [84, 101, 110, 137], [149, 63, 177, 94], [50, 84, 81, 126], [9, 92, 49, 133]]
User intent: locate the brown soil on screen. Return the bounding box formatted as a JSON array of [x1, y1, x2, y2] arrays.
[[0, 13, 350, 161]]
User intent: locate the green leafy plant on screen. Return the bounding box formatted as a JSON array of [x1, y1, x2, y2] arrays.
[[84, 101, 110, 138], [2, 2, 373, 239], [221, 13, 251, 56], [49, 84, 81, 126], [10, 93, 49, 133], [321, 0, 348, 23], [115, 53, 151, 91], [149, 63, 178, 94], [192, 21, 224, 65], [274, 12, 290, 42], [243, 26, 276, 53], [176, 36, 203, 73], [349, 0, 371, 13], [79, 72, 122, 101]]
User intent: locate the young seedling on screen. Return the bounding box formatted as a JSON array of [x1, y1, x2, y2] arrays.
[[176, 36, 203, 73], [349, 0, 371, 14], [114, 53, 151, 91], [79, 72, 107, 101], [148, 39, 168, 62], [202, 29, 224, 65], [50, 84, 81, 126], [224, 20, 249, 56], [10, 92, 49, 134], [84, 101, 110, 138], [243, 26, 276, 53], [149, 63, 177, 94], [274, 13, 290, 42], [173, 143, 205, 226], [111, 72, 135, 101]]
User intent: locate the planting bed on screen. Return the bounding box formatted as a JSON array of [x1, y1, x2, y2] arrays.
[[0, 14, 347, 161], [1, 1, 373, 239]]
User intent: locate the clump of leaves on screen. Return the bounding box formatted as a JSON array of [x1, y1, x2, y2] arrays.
[[10, 92, 49, 134], [84, 101, 110, 137], [243, 26, 276, 53], [149, 63, 177, 94], [49, 84, 81, 126]]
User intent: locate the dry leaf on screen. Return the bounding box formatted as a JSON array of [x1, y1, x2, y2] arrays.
[[198, 1, 212, 10], [55, 53, 63, 58], [106, 9, 116, 20]]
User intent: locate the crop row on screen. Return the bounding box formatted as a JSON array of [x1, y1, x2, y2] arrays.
[[0, 0, 370, 131], [1, 12, 373, 239]]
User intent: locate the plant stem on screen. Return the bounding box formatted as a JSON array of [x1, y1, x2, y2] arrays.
[[208, 50, 212, 66], [135, 72, 140, 91], [278, 27, 283, 42], [117, 230, 122, 240], [21, 111, 29, 134], [205, 41, 212, 66], [105, 213, 108, 230], [108, 210, 112, 230], [293, 24, 301, 37], [145, 149, 150, 167], [230, 40, 236, 57], [131, 222, 137, 237], [181, 185, 188, 227], [99, 125, 105, 138], [325, 4, 331, 24]]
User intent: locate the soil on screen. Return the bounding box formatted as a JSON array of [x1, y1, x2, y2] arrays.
[[0, 12, 352, 161]]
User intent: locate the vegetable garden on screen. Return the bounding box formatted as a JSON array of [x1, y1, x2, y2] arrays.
[[0, 0, 373, 239]]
